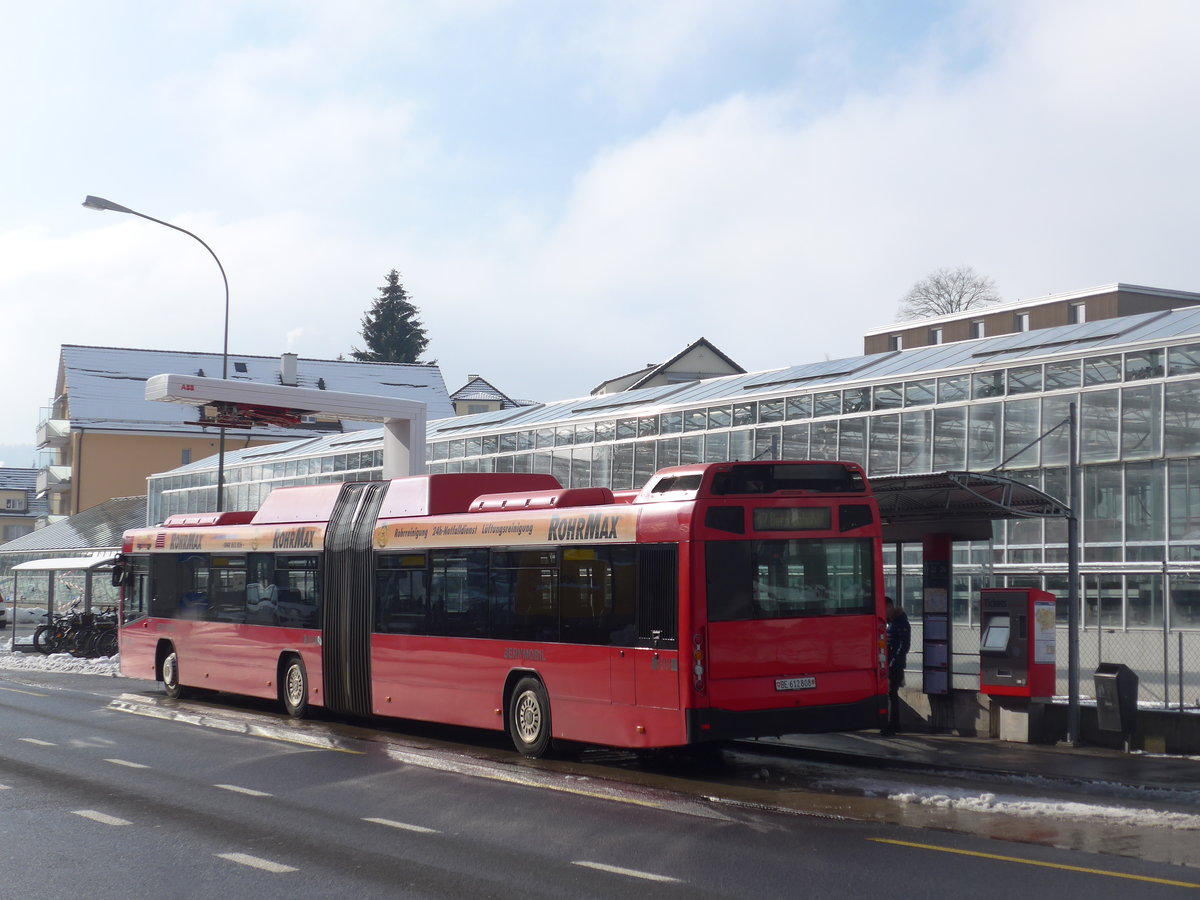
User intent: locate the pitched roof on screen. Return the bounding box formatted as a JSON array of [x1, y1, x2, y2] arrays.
[[450, 375, 529, 408], [591, 337, 745, 394], [0, 495, 147, 554], [56, 345, 455, 438], [0, 468, 36, 492]]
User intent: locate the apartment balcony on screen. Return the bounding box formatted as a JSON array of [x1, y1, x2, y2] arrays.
[[36, 418, 70, 448], [36, 465, 72, 495]]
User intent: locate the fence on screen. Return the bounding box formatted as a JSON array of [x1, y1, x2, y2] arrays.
[[909, 623, 1200, 712], [1078, 626, 1200, 711]]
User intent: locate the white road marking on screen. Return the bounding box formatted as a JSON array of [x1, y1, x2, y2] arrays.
[[73, 810, 131, 826], [216, 853, 297, 874], [363, 817, 440, 834], [573, 861, 682, 883], [105, 758, 149, 769], [215, 784, 273, 797], [18, 738, 56, 746]]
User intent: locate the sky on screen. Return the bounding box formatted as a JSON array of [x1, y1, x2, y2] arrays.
[[2, 0, 1199, 454]]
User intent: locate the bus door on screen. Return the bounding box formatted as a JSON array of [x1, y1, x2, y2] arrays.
[[632, 545, 680, 710]]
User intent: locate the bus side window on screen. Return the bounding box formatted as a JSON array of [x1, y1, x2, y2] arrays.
[[246, 554, 276, 625], [277, 556, 320, 628], [491, 550, 558, 643], [375, 554, 428, 634], [561, 552, 612, 645], [429, 550, 487, 638], [607, 547, 638, 646], [209, 556, 247, 623], [149, 553, 209, 619]]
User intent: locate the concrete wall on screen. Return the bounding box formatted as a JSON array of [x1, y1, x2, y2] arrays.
[[896, 686, 1200, 754]]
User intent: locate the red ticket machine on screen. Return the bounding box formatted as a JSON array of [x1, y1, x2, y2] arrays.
[[979, 588, 1057, 698]]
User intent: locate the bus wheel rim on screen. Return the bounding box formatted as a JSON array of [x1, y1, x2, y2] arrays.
[[515, 691, 541, 743], [286, 665, 304, 705]]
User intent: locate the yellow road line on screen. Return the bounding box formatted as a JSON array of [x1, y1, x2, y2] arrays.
[[0, 685, 47, 697], [870, 838, 1200, 889]]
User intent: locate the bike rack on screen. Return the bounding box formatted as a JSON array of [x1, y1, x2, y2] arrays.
[[8, 553, 118, 653]]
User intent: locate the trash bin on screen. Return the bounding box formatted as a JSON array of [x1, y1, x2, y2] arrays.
[[1094, 662, 1138, 738]]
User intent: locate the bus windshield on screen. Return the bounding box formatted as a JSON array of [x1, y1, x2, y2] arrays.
[[706, 538, 875, 621]]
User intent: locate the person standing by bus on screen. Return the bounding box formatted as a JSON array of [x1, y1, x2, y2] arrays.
[[882, 596, 910, 736]]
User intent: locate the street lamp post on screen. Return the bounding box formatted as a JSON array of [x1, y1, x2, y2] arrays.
[[82, 195, 230, 511]]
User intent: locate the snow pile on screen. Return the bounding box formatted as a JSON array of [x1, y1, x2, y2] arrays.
[[884, 784, 1200, 830], [0, 639, 121, 677]]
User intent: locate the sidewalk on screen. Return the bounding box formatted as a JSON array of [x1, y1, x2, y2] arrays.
[[762, 730, 1200, 796]]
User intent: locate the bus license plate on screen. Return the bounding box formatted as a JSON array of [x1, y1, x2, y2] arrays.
[[776, 676, 817, 691]]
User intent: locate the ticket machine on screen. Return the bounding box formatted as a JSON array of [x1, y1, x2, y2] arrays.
[[979, 588, 1056, 698]]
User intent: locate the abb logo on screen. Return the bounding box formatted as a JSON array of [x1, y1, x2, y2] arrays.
[[181, 383, 195, 391]]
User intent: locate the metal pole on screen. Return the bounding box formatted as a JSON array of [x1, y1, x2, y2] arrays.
[[82, 196, 229, 511], [1163, 561, 1170, 709], [1066, 402, 1081, 745]]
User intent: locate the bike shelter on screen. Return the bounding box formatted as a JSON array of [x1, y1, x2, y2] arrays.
[[7, 554, 118, 652]]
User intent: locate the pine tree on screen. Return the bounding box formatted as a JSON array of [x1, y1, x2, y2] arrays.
[[351, 269, 431, 363]]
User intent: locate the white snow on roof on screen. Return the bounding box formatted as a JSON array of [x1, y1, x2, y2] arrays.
[[59, 345, 454, 436]]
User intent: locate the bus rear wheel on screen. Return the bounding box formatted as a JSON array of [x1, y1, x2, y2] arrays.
[[508, 677, 552, 758], [282, 656, 309, 718], [161, 648, 193, 700]]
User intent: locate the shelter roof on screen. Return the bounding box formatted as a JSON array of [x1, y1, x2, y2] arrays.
[[872, 471, 1070, 542]]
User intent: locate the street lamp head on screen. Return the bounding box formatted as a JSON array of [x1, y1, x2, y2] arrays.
[[82, 195, 136, 215], [80, 191, 232, 511]]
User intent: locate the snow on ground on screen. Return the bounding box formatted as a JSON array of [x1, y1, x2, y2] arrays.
[[810, 767, 1200, 830], [0, 638, 121, 677], [884, 783, 1200, 830]]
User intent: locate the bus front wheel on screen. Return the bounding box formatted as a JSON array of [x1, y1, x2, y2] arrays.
[[282, 656, 309, 718], [161, 648, 192, 700], [509, 677, 552, 758]]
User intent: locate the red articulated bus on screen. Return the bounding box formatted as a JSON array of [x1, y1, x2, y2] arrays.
[[115, 461, 888, 757]]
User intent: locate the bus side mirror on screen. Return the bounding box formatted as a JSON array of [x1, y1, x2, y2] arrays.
[[111, 563, 127, 587]]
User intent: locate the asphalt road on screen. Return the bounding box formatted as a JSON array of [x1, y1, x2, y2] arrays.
[[0, 669, 1196, 899]]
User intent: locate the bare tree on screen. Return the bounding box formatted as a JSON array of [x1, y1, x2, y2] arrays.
[[897, 266, 1000, 320]]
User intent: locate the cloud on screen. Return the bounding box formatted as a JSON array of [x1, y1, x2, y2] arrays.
[[2, 0, 1198, 448], [414, 0, 1200, 400]]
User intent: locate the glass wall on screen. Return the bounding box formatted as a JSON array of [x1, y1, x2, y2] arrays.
[[147, 341, 1200, 637]]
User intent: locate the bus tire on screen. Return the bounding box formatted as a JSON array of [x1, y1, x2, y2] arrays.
[[161, 648, 192, 700], [508, 677, 552, 758], [282, 656, 309, 719]]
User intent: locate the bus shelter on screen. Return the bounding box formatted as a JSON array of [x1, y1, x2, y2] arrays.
[[7, 554, 118, 651]]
